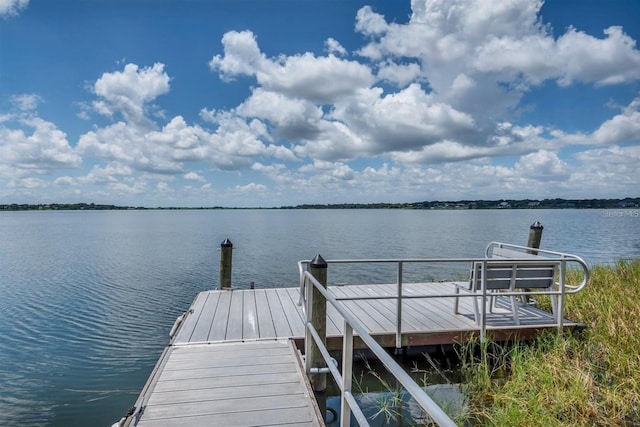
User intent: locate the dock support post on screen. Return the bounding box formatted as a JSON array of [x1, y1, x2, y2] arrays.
[[524, 222, 544, 303], [527, 221, 543, 255], [219, 238, 233, 289], [306, 254, 327, 392]]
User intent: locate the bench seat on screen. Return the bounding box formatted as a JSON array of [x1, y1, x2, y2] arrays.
[[453, 247, 557, 325]]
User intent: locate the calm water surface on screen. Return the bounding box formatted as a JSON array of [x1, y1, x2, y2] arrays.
[[0, 209, 638, 426]]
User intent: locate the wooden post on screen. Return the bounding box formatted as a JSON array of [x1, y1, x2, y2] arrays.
[[307, 254, 327, 392], [219, 238, 233, 289], [527, 221, 543, 255]]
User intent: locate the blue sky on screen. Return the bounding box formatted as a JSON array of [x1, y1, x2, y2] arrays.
[[1, 0, 639, 207]]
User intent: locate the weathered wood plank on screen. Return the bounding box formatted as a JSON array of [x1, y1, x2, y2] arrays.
[[172, 292, 208, 344], [352, 284, 422, 331], [275, 288, 305, 337], [403, 283, 474, 329], [332, 284, 404, 332], [165, 343, 288, 365], [153, 372, 302, 393], [141, 394, 312, 419], [207, 290, 232, 341], [254, 289, 277, 339], [284, 287, 306, 323], [340, 300, 382, 333], [162, 352, 295, 372], [187, 291, 220, 342], [325, 301, 342, 336], [148, 381, 305, 405], [241, 290, 260, 340], [365, 296, 422, 332], [225, 290, 245, 340], [159, 358, 296, 381], [265, 288, 293, 338], [137, 406, 320, 427]]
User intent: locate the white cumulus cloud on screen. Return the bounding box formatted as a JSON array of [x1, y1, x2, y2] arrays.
[[92, 63, 170, 126], [0, 117, 81, 177], [0, 0, 28, 16]]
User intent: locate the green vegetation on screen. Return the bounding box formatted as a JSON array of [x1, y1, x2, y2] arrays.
[[461, 260, 640, 426], [0, 203, 143, 211], [2, 197, 638, 211], [284, 198, 640, 210], [0, 203, 223, 211]]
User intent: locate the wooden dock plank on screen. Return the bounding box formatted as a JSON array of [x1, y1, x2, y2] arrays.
[[141, 394, 312, 418], [137, 406, 319, 427], [332, 284, 410, 332], [366, 297, 422, 332], [325, 301, 342, 336], [254, 289, 277, 339], [241, 290, 260, 340], [225, 290, 245, 340], [165, 341, 288, 364], [330, 286, 385, 334], [162, 352, 294, 372], [158, 359, 296, 381], [275, 288, 306, 338], [134, 341, 321, 427], [152, 372, 303, 394], [148, 382, 306, 406], [284, 287, 306, 323], [402, 283, 477, 330], [172, 292, 208, 343], [207, 290, 232, 341], [265, 288, 293, 338], [187, 291, 220, 342]]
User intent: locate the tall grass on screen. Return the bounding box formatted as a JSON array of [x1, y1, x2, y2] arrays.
[[461, 260, 640, 426]]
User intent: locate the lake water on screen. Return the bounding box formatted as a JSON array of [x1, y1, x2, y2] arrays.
[[1, 208, 638, 426]]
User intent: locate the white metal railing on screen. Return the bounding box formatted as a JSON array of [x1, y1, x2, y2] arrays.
[[301, 268, 458, 427], [298, 244, 589, 344], [296, 243, 589, 426]]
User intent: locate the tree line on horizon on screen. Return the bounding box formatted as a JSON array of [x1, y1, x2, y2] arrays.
[[283, 197, 640, 210], [1, 198, 639, 211]]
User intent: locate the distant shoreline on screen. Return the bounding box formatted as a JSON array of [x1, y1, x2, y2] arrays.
[[2, 198, 639, 211]]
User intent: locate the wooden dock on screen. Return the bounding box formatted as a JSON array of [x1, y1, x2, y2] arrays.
[[124, 282, 580, 427], [172, 282, 579, 349], [132, 340, 322, 427]]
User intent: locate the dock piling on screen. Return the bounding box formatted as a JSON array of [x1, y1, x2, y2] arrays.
[[306, 254, 328, 392], [527, 221, 543, 255], [219, 238, 233, 289]]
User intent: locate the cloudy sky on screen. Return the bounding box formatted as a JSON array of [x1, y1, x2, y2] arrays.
[[1, 0, 639, 207]]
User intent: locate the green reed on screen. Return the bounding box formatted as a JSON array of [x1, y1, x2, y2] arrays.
[[459, 260, 640, 426]]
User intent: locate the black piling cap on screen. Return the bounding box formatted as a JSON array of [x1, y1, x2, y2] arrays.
[[221, 238, 233, 247], [530, 221, 543, 230], [310, 254, 327, 269]]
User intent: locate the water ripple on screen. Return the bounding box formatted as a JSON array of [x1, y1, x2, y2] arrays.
[[0, 209, 637, 426]]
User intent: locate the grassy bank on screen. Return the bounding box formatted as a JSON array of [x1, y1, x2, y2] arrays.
[[462, 260, 640, 426]]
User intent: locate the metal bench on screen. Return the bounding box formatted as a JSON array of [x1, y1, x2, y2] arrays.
[[453, 243, 587, 326]]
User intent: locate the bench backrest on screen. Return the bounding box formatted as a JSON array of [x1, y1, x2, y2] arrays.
[[471, 246, 557, 291], [490, 246, 541, 259]]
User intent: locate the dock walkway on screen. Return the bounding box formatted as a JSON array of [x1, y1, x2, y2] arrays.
[[133, 340, 322, 427], [125, 282, 579, 427], [173, 282, 578, 348]]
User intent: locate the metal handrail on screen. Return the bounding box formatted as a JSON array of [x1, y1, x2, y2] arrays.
[[297, 244, 589, 425], [297, 245, 589, 345], [302, 270, 458, 427], [485, 241, 590, 292]]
